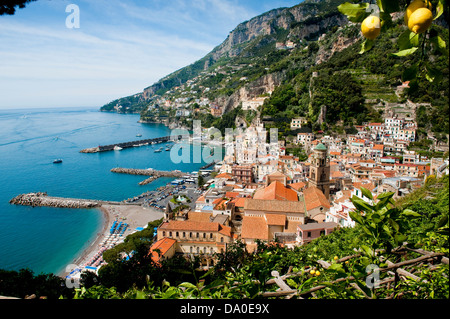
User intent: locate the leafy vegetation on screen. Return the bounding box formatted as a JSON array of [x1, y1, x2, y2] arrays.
[[1, 175, 447, 299]]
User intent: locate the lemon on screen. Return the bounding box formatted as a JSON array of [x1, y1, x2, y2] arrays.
[[405, 0, 433, 24], [408, 7, 434, 33], [334, 256, 339, 261], [361, 16, 381, 40], [315, 271, 321, 276], [310, 269, 316, 275]]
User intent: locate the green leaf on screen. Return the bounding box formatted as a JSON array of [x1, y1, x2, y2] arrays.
[[376, 0, 400, 14], [351, 196, 374, 213], [349, 210, 365, 225], [402, 209, 421, 218], [409, 32, 420, 47], [135, 290, 147, 299], [392, 47, 419, 57], [179, 282, 197, 290], [359, 39, 374, 54], [338, 2, 370, 23], [435, 0, 445, 20], [436, 215, 449, 229], [328, 263, 345, 273], [361, 244, 374, 257], [398, 30, 413, 51], [376, 192, 394, 201], [426, 66, 443, 83], [372, 213, 382, 223], [360, 187, 373, 200], [394, 233, 407, 244], [388, 218, 400, 232]]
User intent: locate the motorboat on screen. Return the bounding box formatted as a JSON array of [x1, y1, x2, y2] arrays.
[[53, 159, 63, 164]]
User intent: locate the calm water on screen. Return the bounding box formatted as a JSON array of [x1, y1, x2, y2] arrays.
[[0, 107, 218, 275]]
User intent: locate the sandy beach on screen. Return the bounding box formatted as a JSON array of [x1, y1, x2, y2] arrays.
[[60, 204, 164, 277]]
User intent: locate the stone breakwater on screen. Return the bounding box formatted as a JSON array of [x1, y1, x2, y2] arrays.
[[111, 167, 187, 177], [9, 193, 106, 209], [111, 167, 188, 186]]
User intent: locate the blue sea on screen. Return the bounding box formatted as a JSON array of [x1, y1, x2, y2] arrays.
[[0, 107, 219, 275]]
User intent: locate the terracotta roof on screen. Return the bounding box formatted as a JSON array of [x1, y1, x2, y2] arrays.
[[188, 212, 212, 223], [231, 197, 246, 208], [225, 192, 239, 199], [196, 195, 206, 203], [289, 182, 306, 191], [265, 214, 286, 226], [244, 198, 306, 214], [149, 238, 177, 263], [241, 216, 268, 240], [214, 198, 228, 210], [303, 186, 331, 211], [215, 173, 233, 179], [372, 144, 384, 151], [353, 182, 376, 192], [253, 181, 298, 201], [218, 225, 233, 237], [331, 171, 344, 178]]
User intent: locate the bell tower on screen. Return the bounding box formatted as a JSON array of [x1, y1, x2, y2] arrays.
[[309, 143, 331, 200]]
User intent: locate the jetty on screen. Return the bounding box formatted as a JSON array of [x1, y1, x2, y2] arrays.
[[110, 167, 189, 186], [9, 193, 124, 209], [80, 135, 188, 153]]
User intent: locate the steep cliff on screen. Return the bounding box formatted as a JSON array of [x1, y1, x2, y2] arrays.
[[101, 0, 350, 114]]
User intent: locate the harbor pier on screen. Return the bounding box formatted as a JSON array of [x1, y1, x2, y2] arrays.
[[9, 193, 125, 209], [80, 135, 189, 153]]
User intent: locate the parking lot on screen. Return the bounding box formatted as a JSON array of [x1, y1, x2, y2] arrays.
[[125, 173, 212, 212]]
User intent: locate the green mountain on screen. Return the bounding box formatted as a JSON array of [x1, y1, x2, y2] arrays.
[[101, 0, 449, 138], [100, 0, 350, 114]]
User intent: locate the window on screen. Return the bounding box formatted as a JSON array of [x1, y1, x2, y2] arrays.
[[307, 232, 312, 238], [221, 237, 224, 243], [169, 231, 172, 237], [162, 231, 166, 237], [183, 232, 186, 238]]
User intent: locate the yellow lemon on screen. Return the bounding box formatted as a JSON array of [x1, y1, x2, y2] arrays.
[[408, 7, 434, 34], [361, 16, 381, 40], [334, 256, 339, 261], [315, 271, 321, 276], [310, 269, 316, 275], [405, 0, 433, 24]]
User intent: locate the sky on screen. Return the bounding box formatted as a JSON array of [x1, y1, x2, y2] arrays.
[[0, 0, 303, 109]]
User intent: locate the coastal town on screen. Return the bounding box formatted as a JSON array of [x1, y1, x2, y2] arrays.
[[145, 114, 449, 269], [12, 110, 449, 279]]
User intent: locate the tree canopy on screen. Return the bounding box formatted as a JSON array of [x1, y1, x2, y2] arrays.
[[0, 0, 36, 15]]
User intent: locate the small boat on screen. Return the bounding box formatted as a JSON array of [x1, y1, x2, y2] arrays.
[[136, 134, 142, 137], [53, 159, 63, 164], [114, 146, 123, 151], [154, 147, 163, 153]]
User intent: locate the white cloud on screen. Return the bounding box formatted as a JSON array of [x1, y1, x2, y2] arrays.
[[0, 0, 299, 108]]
